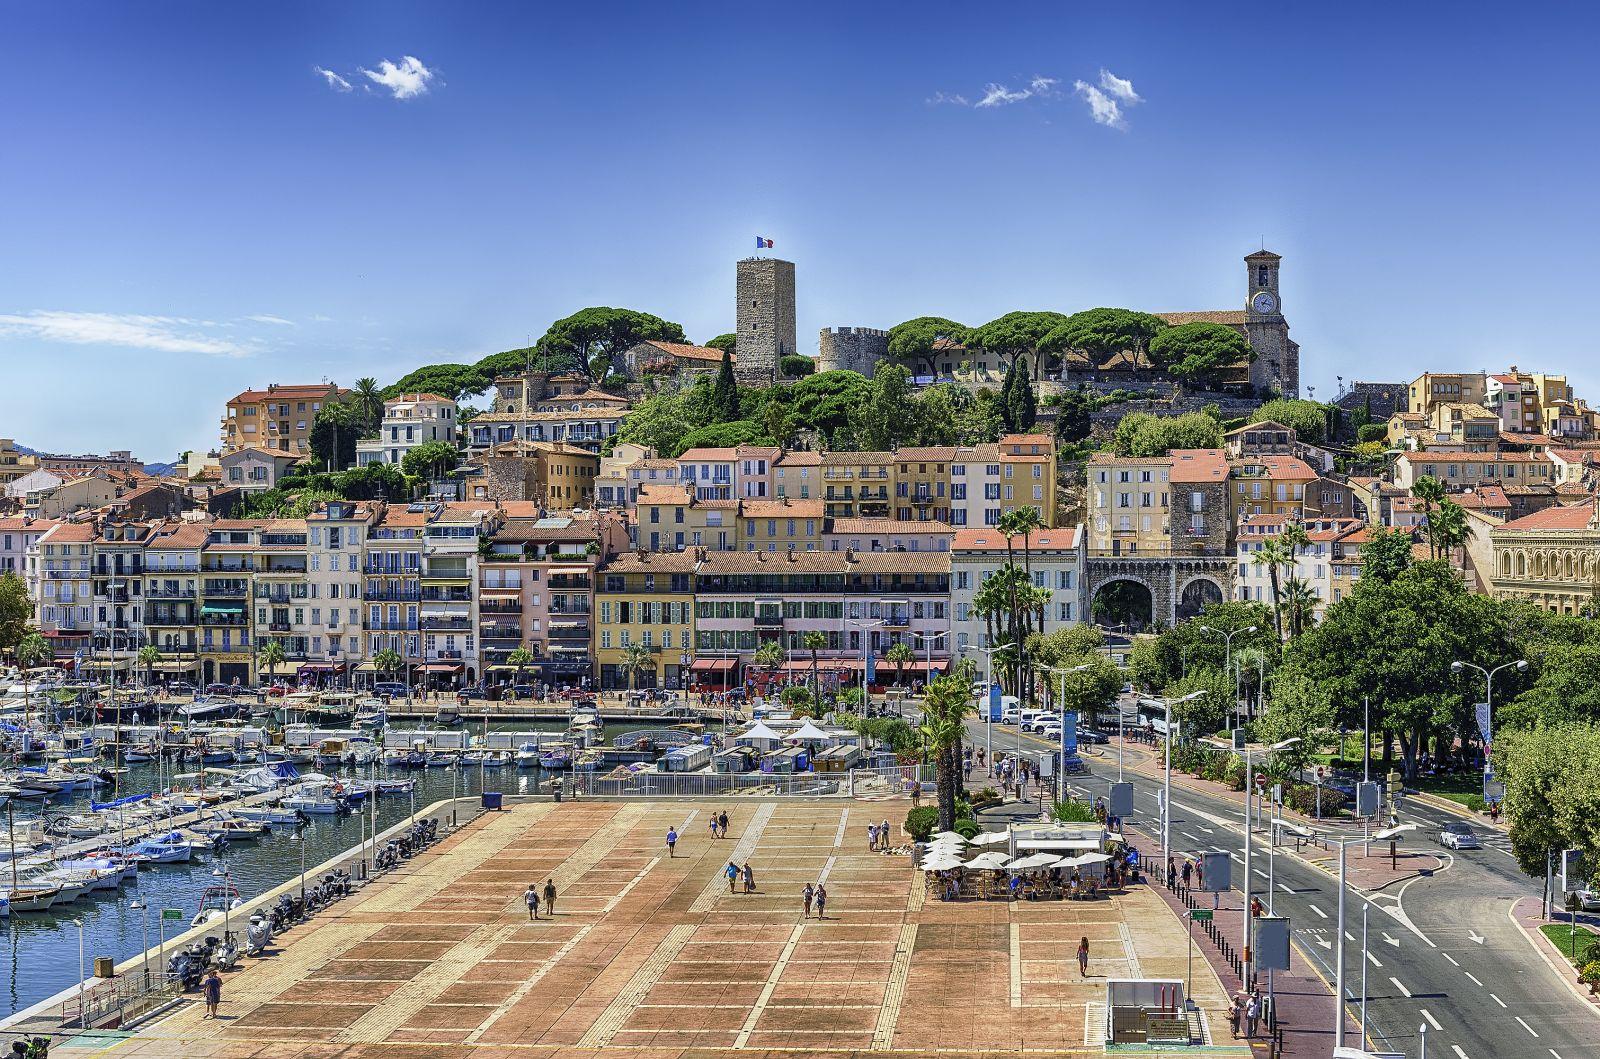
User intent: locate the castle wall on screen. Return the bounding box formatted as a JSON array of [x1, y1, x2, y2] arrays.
[[817, 326, 888, 376]]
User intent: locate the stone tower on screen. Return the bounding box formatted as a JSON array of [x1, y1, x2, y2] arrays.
[[817, 327, 888, 376], [1243, 249, 1299, 397], [735, 257, 796, 387]]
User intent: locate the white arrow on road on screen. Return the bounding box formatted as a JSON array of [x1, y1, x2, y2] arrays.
[[1468, 930, 1485, 944], [1382, 932, 1400, 947], [1313, 937, 1331, 950]]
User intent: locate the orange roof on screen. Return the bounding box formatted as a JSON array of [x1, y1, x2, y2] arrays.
[[1155, 310, 1247, 326], [0, 516, 57, 532], [1455, 486, 1511, 510], [637, 485, 694, 506], [150, 522, 209, 548], [777, 451, 822, 467], [41, 522, 98, 543], [1403, 451, 1552, 464], [1498, 503, 1596, 531], [677, 447, 740, 461], [952, 526, 1081, 551], [1169, 449, 1229, 483], [894, 447, 958, 463], [642, 341, 731, 363], [742, 499, 825, 518], [828, 517, 951, 535], [229, 383, 337, 404], [1233, 455, 1317, 480]]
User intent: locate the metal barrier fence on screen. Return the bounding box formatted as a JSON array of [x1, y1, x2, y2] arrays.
[[58, 971, 180, 1030], [569, 763, 930, 799]]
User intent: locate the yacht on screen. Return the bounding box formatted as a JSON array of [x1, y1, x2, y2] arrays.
[[515, 742, 541, 768], [538, 742, 572, 770], [0, 884, 62, 914], [128, 831, 194, 865]]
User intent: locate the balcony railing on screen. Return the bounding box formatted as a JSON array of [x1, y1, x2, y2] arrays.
[[364, 586, 420, 602], [369, 620, 419, 631], [421, 589, 472, 603], [420, 617, 472, 632], [267, 621, 292, 632], [480, 624, 522, 640], [145, 585, 196, 599], [204, 584, 250, 598], [480, 601, 522, 614]]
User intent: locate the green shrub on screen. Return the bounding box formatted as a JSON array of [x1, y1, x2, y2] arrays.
[[1580, 961, 1600, 991], [1050, 798, 1099, 823], [954, 818, 980, 840], [969, 787, 1002, 809], [904, 806, 938, 842], [1285, 783, 1344, 817], [1464, 795, 1488, 813], [1356, 423, 1388, 443], [1582, 940, 1600, 968]]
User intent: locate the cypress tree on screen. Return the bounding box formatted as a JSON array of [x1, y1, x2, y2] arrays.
[[999, 357, 1020, 432], [712, 350, 738, 421]]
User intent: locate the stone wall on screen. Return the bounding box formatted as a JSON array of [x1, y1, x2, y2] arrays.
[[817, 326, 888, 376], [478, 456, 535, 501], [735, 257, 795, 387]]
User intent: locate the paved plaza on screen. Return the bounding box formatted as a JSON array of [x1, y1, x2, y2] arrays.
[[58, 800, 1250, 1058]]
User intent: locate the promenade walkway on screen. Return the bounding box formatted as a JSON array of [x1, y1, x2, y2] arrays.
[[49, 798, 1251, 1058]]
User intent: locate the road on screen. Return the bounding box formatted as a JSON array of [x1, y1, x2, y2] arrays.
[[964, 712, 1600, 1059]]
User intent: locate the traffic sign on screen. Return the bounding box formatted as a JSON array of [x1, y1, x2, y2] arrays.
[[1190, 908, 1213, 922], [161, 908, 183, 921], [1255, 774, 1267, 788]]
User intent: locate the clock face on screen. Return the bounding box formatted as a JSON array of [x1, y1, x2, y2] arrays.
[[1251, 291, 1279, 315]]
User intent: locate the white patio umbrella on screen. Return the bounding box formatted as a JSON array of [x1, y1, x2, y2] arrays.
[[967, 851, 1011, 870], [921, 854, 965, 871], [967, 831, 1011, 847], [1007, 853, 1057, 871], [929, 831, 969, 844], [1075, 852, 1113, 865]]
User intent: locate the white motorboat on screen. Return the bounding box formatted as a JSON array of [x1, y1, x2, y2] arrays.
[[128, 831, 193, 864], [0, 884, 61, 914], [515, 742, 541, 768], [230, 804, 303, 825]]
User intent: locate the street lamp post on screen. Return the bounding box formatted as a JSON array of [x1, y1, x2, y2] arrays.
[[1450, 658, 1527, 798], [912, 629, 950, 708], [1141, 691, 1205, 882], [967, 643, 1011, 773], [1200, 624, 1256, 722], [1044, 663, 1093, 809], [130, 899, 151, 987], [73, 918, 86, 1025], [1237, 737, 1300, 992], [1328, 824, 1414, 1050], [848, 619, 884, 714]]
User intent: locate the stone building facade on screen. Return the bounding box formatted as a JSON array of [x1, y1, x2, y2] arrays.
[[818, 327, 888, 376], [735, 257, 796, 387], [1488, 502, 1600, 614]]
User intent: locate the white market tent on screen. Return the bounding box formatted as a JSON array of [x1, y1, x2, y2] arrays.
[[735, 722, 783, 750], [790, 719, 830, 743]]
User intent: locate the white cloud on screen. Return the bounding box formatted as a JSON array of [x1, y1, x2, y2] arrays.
[[314, 66, 352, 92], [926, 91, 969, 106], [1098, 68, 1141, 103], [246, 314, 295, 326], [1073, 81, 1124, 128], [1029, 75, 1061, 96], [359, 55, 436, 100], [975, 82, 1034, 108], [0, 311, 254, 357]]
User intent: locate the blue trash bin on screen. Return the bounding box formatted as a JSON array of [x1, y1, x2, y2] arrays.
[[481, 791, 503, 811]]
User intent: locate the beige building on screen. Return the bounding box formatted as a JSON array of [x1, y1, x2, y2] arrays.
[[1393, 450, 1556, 491], [223, 382, 341, 455], [1087, 452, 1172, 557], [1408, 372, 1487, 417], [0, 440, 39, 487], [221, 446, 302, 491], [356, 393, 458, 467], [1488, 502, 1600, 614]]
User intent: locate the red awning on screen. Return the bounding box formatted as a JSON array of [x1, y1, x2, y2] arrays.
[[689, 657, 738, 673], [420, 663, 463, 673]]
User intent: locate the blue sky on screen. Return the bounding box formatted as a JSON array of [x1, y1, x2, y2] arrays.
[[4, 1, 1597, 460]]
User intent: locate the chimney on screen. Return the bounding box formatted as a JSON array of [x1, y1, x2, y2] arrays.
[[844, 547, 856, 563], [786, 550, 797, 562], [757, 550, 766, 562]]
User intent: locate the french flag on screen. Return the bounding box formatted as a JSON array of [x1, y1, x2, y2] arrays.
[[755, 236, 774, 249]]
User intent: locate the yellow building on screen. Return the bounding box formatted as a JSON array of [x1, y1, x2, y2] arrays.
[[531, 442, 599, 508], [0, 439, 39, 487], [892, 447, 957, 523], [739, 498, 824, 551], [1229, 454, 1317, 519], [633, 486, 737, 552], [1488, 503, 1600, 615], [1087, 453, 1172, 555], [1407, 372, 1486, 417], [595, 550, 696, 689], [1428, 402, 1500, 448], [999, 433, 1058, 527], [222, 382, 341, 455], [821, 452, 893, 520]]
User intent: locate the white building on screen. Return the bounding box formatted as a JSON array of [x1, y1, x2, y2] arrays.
[[356, 393, 458, 468], [950, 524, 1084, 657]]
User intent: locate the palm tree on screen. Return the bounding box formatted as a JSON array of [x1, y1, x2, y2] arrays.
[[15, 632, 49, 725], [507, 647, 537, 691], [354, 377, 385, 434], [802, 630, 828, 702], [373, 647, 404, 691], [1412, 475, 1447, 559], [753, 640, 784, 697], [1282, 580, 1320, 638], [621, 642, 655, 695], [885, 641, 916, 692], [917, 659, 975, 831], [257, 639, 287, 686], [1251, 536, 1292, 640], [137, 644, 161, 690]]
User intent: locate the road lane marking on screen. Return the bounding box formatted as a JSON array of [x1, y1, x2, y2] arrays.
[[1389, 976, 1411, 997], [1279, 883, 1294, 894], [1442, 952, 1459, 966], [1488, 993, 1506, 1008], [1551, 1050, 1565, 1059], [1309, 904, 1327, 918], [1515, 1016, 1539, 1037], [1452, 1047, 1470, 1059], [1367, 952, 1383, 968], [1254, 869, 1268, 878], [1420, 1009, 1441, 1031]]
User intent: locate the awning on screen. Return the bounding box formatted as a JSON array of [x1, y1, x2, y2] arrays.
[[548, 566, 590, 575], [419, 663, 462, 673], [549, 645, 589, 654], [263, 662, 298, 676], [690, 657, 739, 673], [298, 662, 341, 672], [152, 660, 200, 672], [354, 661, 379, 673], [1014, 838, 1102, 851], [201, 603, 244, 615]]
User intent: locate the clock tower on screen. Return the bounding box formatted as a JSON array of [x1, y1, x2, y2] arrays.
[[1243, 249, 1297, 397]]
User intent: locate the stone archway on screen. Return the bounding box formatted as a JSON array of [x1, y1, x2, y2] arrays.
[[1176, 577, 1225, 621], [1091, 578, 1155, 631]]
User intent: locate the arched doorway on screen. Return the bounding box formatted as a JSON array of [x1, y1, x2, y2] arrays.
[[1091, 578, 1154, 631], [1177, 578, 1224, 621]]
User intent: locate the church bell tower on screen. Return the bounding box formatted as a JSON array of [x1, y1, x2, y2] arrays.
[[1243, 250, 1297, 397]]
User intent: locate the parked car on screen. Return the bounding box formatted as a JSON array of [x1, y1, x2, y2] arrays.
[[168, 681, 195, 695], [1036, 723, 1064, 740], [1077, 728, 1110, 745], [1439, 822, 1482, 849], [374, 682, 409, 697], [1574, 889, 1600, 912]]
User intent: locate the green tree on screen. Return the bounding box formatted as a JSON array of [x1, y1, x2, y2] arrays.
[[753, 640, 784, 673], [1361, 525, 1414, 584], [621, 642, 655, 693], [257, 639, 287, 684], [1251, 536, 1293, 640], [1005, 356, 1038, 430], [0, 572, 33, 655], [400, 440, 461, 481], [337, 462, 410, 500], [383, 363, 493, 403], [674, 420, 772, 455], [1147, 322, 1254, 391], [1494, 723, 1600, 877], [507, 646, 537, 689], [373, 648, 405, 684], [137, 644, 161, 689], [852, 362, 918, 450], [538, 307, 687, 381], [15, 632, 50, 723], [1038, 308, 1168, 370], [712, 349, 739, 421], [1052, 385, 1096, 444], [918, 660, 975, 831], [780, 354, 816, 378], [705, 333, 736, 355], [310, 396, 364, 470], [886, 316, 971, 377], [1250, 398, 1332, 444], [969, 311, 1070, 381], [352, 377, 385, 435], [885, 641, 916, 688], [781, 370, 873, 448], [1110, 411, 1223, 457], [803, 630, 829, 701], [615, 381, 697, 455], [1166, 667, 1236, 738], [1499, 642, 1600, 731]]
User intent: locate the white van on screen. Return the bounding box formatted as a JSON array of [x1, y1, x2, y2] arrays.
[[997, 696, 1024, 724]]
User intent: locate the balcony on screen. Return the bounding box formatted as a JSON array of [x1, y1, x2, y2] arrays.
[[365, 585, 420, 602], [754, 612, 784, 629], [480, 624, 522, 640], [201, 615, 249, 628], [881, 613, 910, 628], [92, 562, 144, 577], [369, 620, 419, 632], [44, 570, 85, 580], [421, 588, 472, 603], [433, 649, 464, 660], [267, 621, 292, 633], [480, 600, 522, 614], [548, 623, 590, 640], [547, 575, 591, 590], [145, 585, 196, 599], [421, 617, 472, 632]]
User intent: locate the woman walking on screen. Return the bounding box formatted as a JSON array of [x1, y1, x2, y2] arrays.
[[742, 862, 755, 893], [801, 882, 815, 918], [202, 968, 223, 1019], [1076, 937, 1090, 978], [814, 883, 828, 920], [543, 878, 557, 916], [524, 883, 541, 920]]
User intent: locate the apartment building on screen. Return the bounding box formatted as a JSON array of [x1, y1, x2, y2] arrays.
[[143, 521, 203, 673], [774, 451, 822, 502], [1393, 450, 1557, 491], [418, 504, 503, 686], [632, 486, 738, 552], [824, 518, 953, 554], [950, 525, 1084, 656], [595, 551, 696, 690], [1426, 403, 1501, 449], [363, 504, 427, 675], [821, 452, 894, 520], [0, 440, 39, 488], [1408, 372, 1486, 417], [595, 442, 653, 507], [33, 521, 97, 657], [892, 448, 956, 523], [0, 515, 56, 577], [220, 447, 302, 491], [89, 520, 154, 676], [1228, 453, 1318, 520], [222, 382, 341, 455], [1087, 453, 1172, 556], [251, 520, 314, 682], [357, 393, 458, 467], [306, 501, 378, 675], [1234, 515, 1367, 612], [678, 445, 779, 501], [739, 499, 824, 551], [198, 521, 256, 686]]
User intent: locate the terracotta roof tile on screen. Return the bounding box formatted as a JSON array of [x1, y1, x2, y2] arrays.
[[1497, 503, 1596, 531], [1170, 449, 1230, 483], [952, 525, 1081, 551], [641, 341, 731, 363]]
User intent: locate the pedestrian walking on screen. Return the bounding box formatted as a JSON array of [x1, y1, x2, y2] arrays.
[[202, 968, 222, 1019], [867, 822, 879, 851], [801, 882, 815, 918], [742, 862, 755, 893], [1245, 992, 1260, 1038], [524, 884, 540, 920], [814, 883, 827, 919], [1166, 854, 1176, 885], [667, 827, 678, 857], [1227, 996, 1241, 1039], [1181, 858, 1193, 888], [709, 814, 719, 840], [1076, 937, 1090, 978], [718, 810, 729, 837], [543, 878, 557, 915], [879, 819, 890, 849], [726, 861, 739, 892]]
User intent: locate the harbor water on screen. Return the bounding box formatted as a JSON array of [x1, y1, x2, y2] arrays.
[[1, 720, 654, 1018]]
